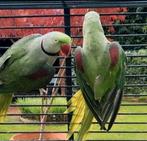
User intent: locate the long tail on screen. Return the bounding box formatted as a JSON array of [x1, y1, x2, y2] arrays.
[[65, 90, 85, 139], [0, 94, 13, 122], [77, 105, 93, 141], [65, 90, 93, 141]]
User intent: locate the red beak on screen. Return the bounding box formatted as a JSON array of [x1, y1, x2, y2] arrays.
[[59, 44, 71, 56]]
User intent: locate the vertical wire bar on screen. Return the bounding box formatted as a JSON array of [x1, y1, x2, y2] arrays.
[[64, 8, 74, 141]]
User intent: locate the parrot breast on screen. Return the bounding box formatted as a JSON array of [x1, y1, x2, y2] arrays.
[[109, 44, 119, 68]]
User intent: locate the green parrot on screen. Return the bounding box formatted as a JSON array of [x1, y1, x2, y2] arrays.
[[66, 11, 126, 140], [0, 31, 71, 121]]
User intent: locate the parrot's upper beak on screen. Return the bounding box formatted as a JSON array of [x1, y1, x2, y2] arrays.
[[59, 44, 71, 56]]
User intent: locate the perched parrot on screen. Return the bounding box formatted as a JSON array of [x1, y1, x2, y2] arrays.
[[0, 31, 71, 121], [66, 11, 126, 140]]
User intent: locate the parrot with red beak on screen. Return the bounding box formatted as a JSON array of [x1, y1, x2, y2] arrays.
[[66, 11, 126, 140], [0, 31, 71, 121]]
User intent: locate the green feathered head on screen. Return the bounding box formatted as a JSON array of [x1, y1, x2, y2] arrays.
[[41, 31, 72, 56]]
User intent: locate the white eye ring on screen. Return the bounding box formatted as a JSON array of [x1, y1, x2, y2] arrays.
[[54, 39, 58, 42]]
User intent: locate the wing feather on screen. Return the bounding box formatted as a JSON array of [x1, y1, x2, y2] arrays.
[[100, 43, 126, 131], [75, 47, 105, 130], [0, 34, 41, 71]]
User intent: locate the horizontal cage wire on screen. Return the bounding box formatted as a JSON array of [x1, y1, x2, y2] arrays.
[[0, 0, 146, 141]]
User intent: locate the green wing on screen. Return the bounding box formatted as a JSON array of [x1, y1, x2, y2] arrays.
[[100, 46, 126, 131], [75, 47, 105, 130], [0, 34, 41, 71]]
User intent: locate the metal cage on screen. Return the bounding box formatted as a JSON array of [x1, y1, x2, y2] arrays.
[[0, 1, 146, 141]]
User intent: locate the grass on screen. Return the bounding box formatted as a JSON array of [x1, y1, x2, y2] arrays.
[[0, 100, 147, 140], [86, 101, 147, 140], [0, 117, 67, 140], [0, 125, 67, 140]]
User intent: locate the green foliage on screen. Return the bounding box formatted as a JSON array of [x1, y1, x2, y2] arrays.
[[109, 7, 147, 50], [49, 97, 67, 113], [17, 98, 41, 115], [125, 49, 147, 94], [17, 97, 67, 115]]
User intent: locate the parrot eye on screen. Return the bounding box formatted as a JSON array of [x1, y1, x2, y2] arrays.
[[54, 39, 58, 42]]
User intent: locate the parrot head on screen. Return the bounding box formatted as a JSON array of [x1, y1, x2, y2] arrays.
[[41, 31, 72, 57], [83, 11, 104, 34]]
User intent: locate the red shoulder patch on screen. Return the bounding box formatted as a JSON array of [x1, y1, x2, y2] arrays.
[[109, 43, 119, 68], [27, 68, 49, 80], [75, 49, 84, 72]]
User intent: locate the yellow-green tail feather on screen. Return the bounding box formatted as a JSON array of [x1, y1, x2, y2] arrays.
[[65, 90, 85, 139], [0, 94, 13, 122], [77, 105, 93, 141]]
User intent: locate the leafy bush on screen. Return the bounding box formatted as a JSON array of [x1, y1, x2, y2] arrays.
[[111, 7, 147, 50], [17, 98, 41, 115], [17, 97, 67, 121], [125, 49, 147, 95]]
